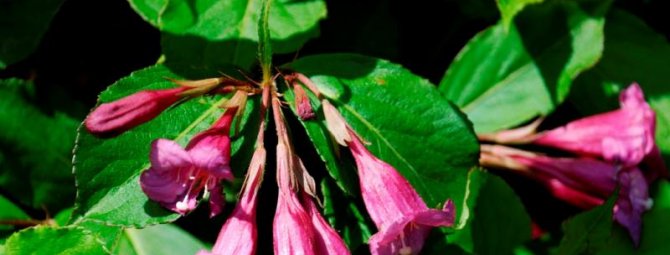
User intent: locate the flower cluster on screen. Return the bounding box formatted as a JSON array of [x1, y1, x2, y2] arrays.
[[479, 84, 667, 245], [84, 72, 456, 255]]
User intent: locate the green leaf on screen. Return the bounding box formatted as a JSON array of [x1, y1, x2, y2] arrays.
[[76, 220, 124, 251], [0, 0, 63, 69], [558, 189, 618, 255], [130, 0, 326, 69], [71, 64, 259, 227], [568, 10, 670, 166], [597, 181, 670, 255], [0, 79, 78, 211], [472, 174, 531, 255], [113, 224, 206, 255], [439, 0, 611, 133], [0, 194, 30, 236], [3, 226, 107, 255], [53, 208, 74, 227], [321, 178, 373, 252], [496, 0, 544, 29], [440, 169, 530, 254], [287, 54, 480, 214], [258, 0, 273, 80]]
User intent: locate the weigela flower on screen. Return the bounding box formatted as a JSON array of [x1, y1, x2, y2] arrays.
[[140, 107, 236, 217], [322, 100, 455, 255], [85, 87, 189, 137], [533, 84, 666, 180], [272, 141, 350, 255], [198, 148, 266, 255], [349, 132, 455, 255], [480, 144, 652, 245]]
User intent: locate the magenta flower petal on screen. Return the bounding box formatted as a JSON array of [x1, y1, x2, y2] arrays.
[[303, 194, 350, 255], [140, 139, 193, 212], [203, 148, 266, 255], [85, 87, 187, 137], [614, 168, 651, 246], [273, 193, 318, 255], [188, 145, 233, 181], [545, 179, 605, 209], [368, 200, 455, 255], [533, 84, 656, 167], [140, 108, 237, 216], [512, 156, 618, 199]]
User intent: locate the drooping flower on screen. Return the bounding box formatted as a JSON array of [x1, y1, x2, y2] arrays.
[[302, 193, 350, 255], [85, 87, 189, 137], [349, 132, 455, 255], [322, 99, 455, 255], [532, 84, 666, 180], [273, 142, 318, 255], [140, 107, 236, 217], [197, 148, 266, 255], [480, 144, 652, 245], [271, 95, 349, 255]]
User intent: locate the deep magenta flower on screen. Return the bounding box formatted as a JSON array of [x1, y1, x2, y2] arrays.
[[533, 84, 666, 180], [197, 148, 266, 255], [140, 107, 236, 217], [347, 131, 455, 255], [321, 99, 454, 255], [272, 143, 350, 255], [481, 145, 651, 245], [85, 87, 188, 137]]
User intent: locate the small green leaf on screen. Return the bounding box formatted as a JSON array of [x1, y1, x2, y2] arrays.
[[321, 178, 373, 252], [287, 54, 480, 216], [72, 65, 259, 227], [3, 226, 107, 255], [0, 79, 78, 211], [558, 189, 618, 255], [568, 10, 670, 167], [496, 0, 544, 29], [439, 0, 611, 132], [114, 224, 206, 255], [130, 0, 326, 69], [0, 0, 63, 69], [0, 194, 30, 236]]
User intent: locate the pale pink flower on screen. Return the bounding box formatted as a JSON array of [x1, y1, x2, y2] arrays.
[[140, 108, 236, 216], [85, 87, 188, 137]]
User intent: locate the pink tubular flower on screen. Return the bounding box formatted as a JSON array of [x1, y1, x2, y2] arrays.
[[533, 84, 666, 181], [302, 193, 351, 255], [198, 148, 266, 255], [321, 99, 454, 255], [347, 133, 455, 255], [140, 107, 236, 217], [85, 87, 189, 137], [480, 144, 652, 245], [272, 142, 350, 255]]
